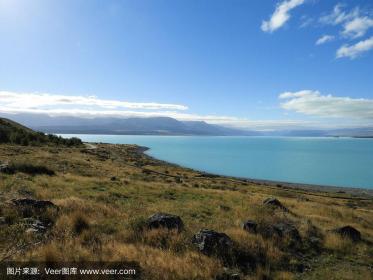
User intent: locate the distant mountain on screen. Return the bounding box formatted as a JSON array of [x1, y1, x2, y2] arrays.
[[326, 128, 373, 138], [0, 114, 259, 136], [1, 113, 373, 137]]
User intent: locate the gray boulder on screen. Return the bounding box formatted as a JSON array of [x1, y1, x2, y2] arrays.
[[241, 220, 257, 233], [23, 218, 51, 234], [192, 229, 234, 257], [146, 213, 184, 232], [258, 222, 301, 244], [12, 198, 57, 210], [0, 163, 13, 174], [272, 222, 301, 241], [263, 197, 288, 211], [216, 272, 240, 280], [333, 226, 361, 242]]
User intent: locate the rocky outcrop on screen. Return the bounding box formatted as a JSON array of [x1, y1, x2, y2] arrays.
[[263, 198, 288, 211], [215, 272, 241, 280], [192, 229, 234, 258], [0, 163, 12, 174], [271, 222, 301, 241], [242, 219, 301, 244], [146, 213, 184, 232], [23, 218, 52, 234], [333, 226, 361, 242], [241, 220, 257, 233], [12, 198, 57, 210]]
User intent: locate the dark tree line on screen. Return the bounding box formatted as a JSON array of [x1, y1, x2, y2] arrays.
[[0, 119, 82, 147]]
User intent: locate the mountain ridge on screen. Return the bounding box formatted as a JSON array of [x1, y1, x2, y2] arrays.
[[1, 113, 373, 137], [0, 114, 258, 136]]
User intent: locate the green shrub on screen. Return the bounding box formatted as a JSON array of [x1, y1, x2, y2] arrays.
[[5, 163, 55, 176]]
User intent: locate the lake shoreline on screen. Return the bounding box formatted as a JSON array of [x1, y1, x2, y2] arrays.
[[134, 145, 373, 198]]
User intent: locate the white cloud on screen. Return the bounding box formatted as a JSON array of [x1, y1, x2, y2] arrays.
[[316, 35, 335, 45], [320, 4, 359, 26], [0, 91, 188, 111], [280, 90, 373, 119], [342, 16, 373, 39], [1, 91, 372, 131], [299, 15, 313, 28], [336, 36, 373, 59], [319, 4, 373, 58], [261, 0, 305, 33]]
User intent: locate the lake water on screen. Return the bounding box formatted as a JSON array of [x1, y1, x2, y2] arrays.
[[60, 135, 373, 189]]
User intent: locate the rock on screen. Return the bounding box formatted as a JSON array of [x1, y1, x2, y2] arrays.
[[242, 220, 257, 233], [12, 198, 57, 210], [333, 226, 361, 242], [0, 163, 13, 174], [259, 222, 301, 243], [0, 217, 6, 225], [146, 213, 184, 232], [110, 176, 117, 181], [192, 229, 234, 257], [23, 218, 51, 234], [216, 272, 240, 280], [263, 197, 288, 211], [25, 228, 39, 234], [308, 236, 322, 250], [273, 222, 301, 241]]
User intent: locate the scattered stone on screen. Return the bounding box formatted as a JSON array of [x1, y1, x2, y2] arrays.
[[308, 236, 322, 250], [272, 222, 301, 241], [146, 213, 184, 232], [258, 222, 301, 244], [192, 229, 233, 257], [0, 163, 13, 174], [333, 226, 361, 242], [263, 197, 288, 211], [23, 218, 51, 234], [241, 220, 257, 233], [216, 272, 240, 280], [110, 176, 117, 181], [12, 198, 57, 210], [0, 217, 6, 225]]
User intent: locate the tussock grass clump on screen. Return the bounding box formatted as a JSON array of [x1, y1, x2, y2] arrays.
[[3, 162, 55, 176], [72, 214, 90, 235], [324, 232, 355, 254]]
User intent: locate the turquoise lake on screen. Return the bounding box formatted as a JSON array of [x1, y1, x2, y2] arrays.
[[60, 135, 373, 189]]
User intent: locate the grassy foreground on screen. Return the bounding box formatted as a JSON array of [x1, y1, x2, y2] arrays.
[[0, 143, 372, 279]]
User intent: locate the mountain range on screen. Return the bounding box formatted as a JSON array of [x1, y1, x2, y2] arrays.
[[0, 113, 372, 137], [0, 114, 257, 136]]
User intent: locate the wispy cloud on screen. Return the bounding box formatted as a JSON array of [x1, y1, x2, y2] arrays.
[[0, 91, 188, 111], [280, 90, 373, 119], [0, 92, 314, 130], [1, 91, 372, 131], [336, 36, 373, 59], [320, 4, 359, 26], [318, 4, 373, 58], [261, 0, 305, 33], [342, 16, 373, 39], [315, 35, 335, 45]]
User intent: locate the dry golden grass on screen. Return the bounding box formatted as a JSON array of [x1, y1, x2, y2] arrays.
[[0, 143, 373, 279]]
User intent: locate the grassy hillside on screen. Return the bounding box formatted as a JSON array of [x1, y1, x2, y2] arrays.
[[0, 143, 372, 279], [0, 118, 82, 146]]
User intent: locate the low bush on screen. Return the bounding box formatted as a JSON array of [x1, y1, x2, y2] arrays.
[[4, 163, 55, 176]]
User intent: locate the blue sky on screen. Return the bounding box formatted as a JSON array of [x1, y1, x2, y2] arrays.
[[0, 0, 372, 130]]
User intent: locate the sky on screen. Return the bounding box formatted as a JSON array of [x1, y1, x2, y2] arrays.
[[0, 0, 373, 131]]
